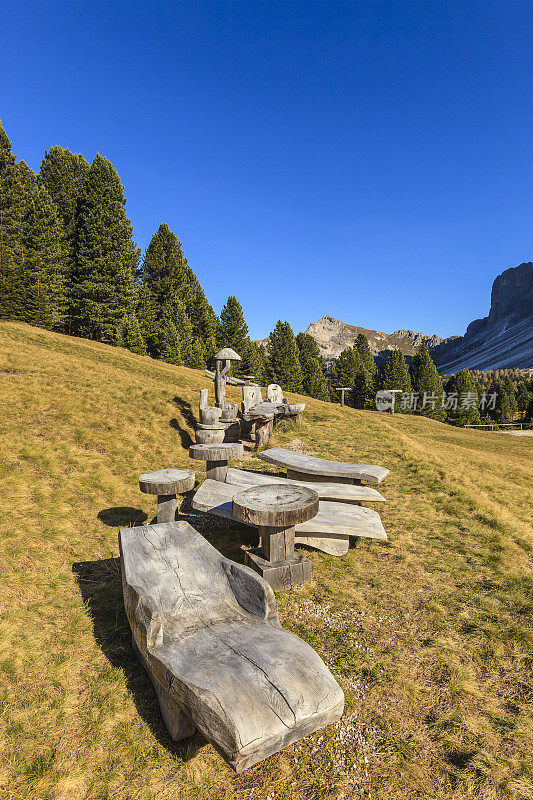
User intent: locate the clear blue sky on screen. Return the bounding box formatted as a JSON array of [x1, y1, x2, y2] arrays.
[[2, 1, 532, 339]]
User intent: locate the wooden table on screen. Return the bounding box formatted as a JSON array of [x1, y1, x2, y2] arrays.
[[233, 484, 319, 590]]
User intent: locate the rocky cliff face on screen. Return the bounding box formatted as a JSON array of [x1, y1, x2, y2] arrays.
[[303, 316, 444, 363], [430, 262, 533, 373]]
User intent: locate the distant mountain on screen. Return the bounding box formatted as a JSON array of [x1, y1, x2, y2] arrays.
[[300, 316, 447, 365], [255, 263, 533, 373], [431, 262, 533, 373]]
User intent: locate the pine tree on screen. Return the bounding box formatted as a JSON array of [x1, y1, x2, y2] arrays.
[[188, 338, 206, 369], [159, 320, 183, 365], [445, 369, 480, 426], [217, 296, 257, 376], [71, 154, 139, 341], [268, 320, 303, 392], [40, 146, 89, 328], [19, 179, 68, 329], [141, 223, 216, 362], [503, 376, 518, 412], [516, 382, 530, 413], [410, 342, 446, 421], [0, 122, 26, 320], [379, 350, 411, 391], [331, 347, 360, 404], [353, 333, 377, 407], [296, 332, 329, 400], [487, 380, 513, 424], [116, 313, 146, 355]]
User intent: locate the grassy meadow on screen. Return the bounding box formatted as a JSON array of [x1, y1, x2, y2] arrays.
[[0, 320, 532, 800]]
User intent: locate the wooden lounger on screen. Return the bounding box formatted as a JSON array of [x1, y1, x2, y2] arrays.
[[192, 479, 387, 556], [120, 521, 344, 772], [225, 468, 387, 504], [258, 447, 390, 485]]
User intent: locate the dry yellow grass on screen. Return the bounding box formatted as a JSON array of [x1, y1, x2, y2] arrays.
[[0, 321, 531, 800]]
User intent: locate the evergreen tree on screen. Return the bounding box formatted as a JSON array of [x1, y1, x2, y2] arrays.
[[503, 376, 518, 412], [353, 333, 377, 407], [217, 296, 257, 376], [331, 347, 360, 404], [188, 338, 206, 369], [296, 332, 330, 400], [158, 319, 182, 365], [516, 382, 530, 413], [487, 380, 513, 424], [445, 369, 480, 426], [268, 320, 303, 392], [0, 121, 26, 320], [19, 179, 68, 329], [71, 154, 139, 341], [378, 350, 411, 390], [141, 222, 216, 361], [410, 342, 446, 421], [40, 146, 89, 327], [116, 313, 146, 355]]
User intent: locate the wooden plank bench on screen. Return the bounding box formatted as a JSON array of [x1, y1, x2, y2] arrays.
[[192, 479, 387, 555], [120, 521, 344, 772], [258, 447, 390, 485], [225, 468, 387, 504]]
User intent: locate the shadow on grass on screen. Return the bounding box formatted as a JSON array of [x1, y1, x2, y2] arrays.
[[72, 556, 206, 763], [170, 396, 197, 448], [169, 418, 194, 449], [98, 507, 148, 527]]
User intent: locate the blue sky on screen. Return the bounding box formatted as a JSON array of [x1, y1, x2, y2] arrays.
[[2, 1, 533, 339]]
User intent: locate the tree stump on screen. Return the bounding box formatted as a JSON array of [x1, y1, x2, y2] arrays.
[[139, 469, 196, 523], [233, 484, 319, 590], [189, 442, 244, 482]]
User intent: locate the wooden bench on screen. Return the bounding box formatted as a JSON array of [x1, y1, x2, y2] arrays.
[[225, 468, 387, 504], [192, 479, 387, 555], [120, 521, 344, 772], [258, 447, 390, 485]]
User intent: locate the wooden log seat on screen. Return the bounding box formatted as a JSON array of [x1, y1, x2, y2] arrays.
[[258, 447, 390, 485], [225, 468, 387, 504], [189, 442, 244, 482], [119, 521, 344, 772], [192, 479, 387, 556], [139, 469, 195, 523]]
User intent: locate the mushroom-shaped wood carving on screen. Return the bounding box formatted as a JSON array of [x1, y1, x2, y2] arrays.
[[213, 347, 241, 407]]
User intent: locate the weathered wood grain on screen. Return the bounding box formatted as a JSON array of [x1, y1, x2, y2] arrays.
[[120, 521, 344, 771], [139, 469, 195, 496], [189, 443, 244, 462], [259, 447, 390, 484], [232, 484, 319, 528], [225, 468, 387, 503]]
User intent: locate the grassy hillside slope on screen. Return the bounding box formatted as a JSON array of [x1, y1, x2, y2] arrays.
[[0, 321, 531, 800]]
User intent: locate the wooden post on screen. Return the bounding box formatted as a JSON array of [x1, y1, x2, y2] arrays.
[[206, 460, 228, 482], [334, 387, 352, 407]]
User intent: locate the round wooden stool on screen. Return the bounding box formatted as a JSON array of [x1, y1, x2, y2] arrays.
[[139, 469, 195, 524], [189, 442, 244, 482], [233, 484, 319, 590]]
